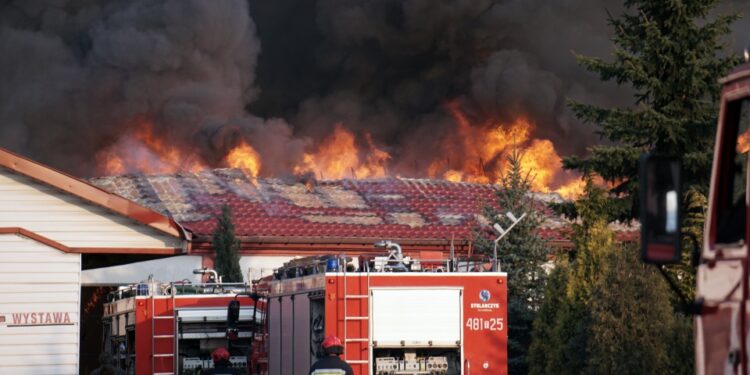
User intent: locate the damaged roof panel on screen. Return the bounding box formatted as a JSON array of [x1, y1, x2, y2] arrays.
[[90, 169, 608, 243]]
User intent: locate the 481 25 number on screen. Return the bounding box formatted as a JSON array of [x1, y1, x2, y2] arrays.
[[465, 317, 504, 331]]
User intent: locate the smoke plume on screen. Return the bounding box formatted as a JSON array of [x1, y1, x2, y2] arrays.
[[0, 0, 747, 179]]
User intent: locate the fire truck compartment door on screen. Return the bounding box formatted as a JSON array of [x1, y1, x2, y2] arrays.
[[371, 288, 461, 347], [177, 307, 261, 323]]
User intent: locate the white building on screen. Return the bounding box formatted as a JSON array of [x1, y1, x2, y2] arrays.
[[0, 147, 190, 374]]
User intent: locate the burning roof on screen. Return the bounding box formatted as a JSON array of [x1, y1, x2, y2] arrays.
[[90, 169, 577, 244]]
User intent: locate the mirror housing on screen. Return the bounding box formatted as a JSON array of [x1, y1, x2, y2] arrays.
[[639, 154, 682, 264], [227, 299, 240, 340]]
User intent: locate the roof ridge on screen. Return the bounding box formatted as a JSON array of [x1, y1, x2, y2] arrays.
[[0, 147, 187, 240], [93, 168, 505, 189]]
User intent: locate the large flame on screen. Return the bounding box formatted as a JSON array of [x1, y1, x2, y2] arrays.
[[96, 120, 265, 177], [225, 140, 261, 177], [94, 108, 584, 199], [427, 101, 584, 199], [95, 121, 205, 175], [293, 123, 390, 179]]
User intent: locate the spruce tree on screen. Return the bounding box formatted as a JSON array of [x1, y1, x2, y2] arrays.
[[564, 0, 739, 219], [531, 177, 695, 374], [529, 177, 618, 374], [474, 149, 549, 374], [212, 205, 244, 283], [568, 176, 615, 302], [549, 177, 614, 375], [586, 244, 674, 374], [528, 262, 570, 375]]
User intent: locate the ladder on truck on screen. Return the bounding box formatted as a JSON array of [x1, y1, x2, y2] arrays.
[[150, 284, 177, 375], [342, 256, 371, 372]]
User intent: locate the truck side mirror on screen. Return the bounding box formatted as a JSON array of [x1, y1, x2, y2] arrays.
[[227, 300, 240, 340], [639, 154, 682, 264]]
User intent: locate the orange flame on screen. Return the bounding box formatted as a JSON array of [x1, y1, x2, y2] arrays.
[[519, 139, 562, 192], [556, 178, 588, 199], [99, 153, 126, 175], [428, 101, 584, 199], [95, 120, 205, 175], [225, 140, 261, 177], [94, 110, 585, 200], [293, 123, 390, 179], [738, 130, 750, 154]]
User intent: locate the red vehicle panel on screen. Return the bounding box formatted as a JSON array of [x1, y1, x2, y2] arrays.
[[266, 270, 507, 375]]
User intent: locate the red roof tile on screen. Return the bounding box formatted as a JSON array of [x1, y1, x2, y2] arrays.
[[90, 169, 634, 244]]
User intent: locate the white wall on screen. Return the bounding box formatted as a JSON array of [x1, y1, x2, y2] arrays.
[[240, 255, 296, 282], [82, 255, 295, 286], [0, 169, 181, 249], [0, 233, 81, 375]]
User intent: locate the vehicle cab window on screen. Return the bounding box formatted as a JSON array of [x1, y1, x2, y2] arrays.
[[714, 98, 750, 246]]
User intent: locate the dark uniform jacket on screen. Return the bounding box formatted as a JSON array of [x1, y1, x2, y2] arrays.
[[89, 365, 125, 375], [309, 355, 355, 375], [201, 365, 242, 375]]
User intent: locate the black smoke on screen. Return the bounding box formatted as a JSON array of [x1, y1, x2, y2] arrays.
[[0, 0, 747, 178]]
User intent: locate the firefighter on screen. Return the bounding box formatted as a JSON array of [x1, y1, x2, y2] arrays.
[[309, 336, 354, 375], [202, 347, 240, 375], [89, 352, 124, 375]]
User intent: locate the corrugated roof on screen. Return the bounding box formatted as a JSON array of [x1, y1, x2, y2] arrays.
[[90, 169, 581, 243]]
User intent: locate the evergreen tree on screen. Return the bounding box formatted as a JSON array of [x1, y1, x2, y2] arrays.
[[564, 0, 739, 219], [586, 244, 674, 374], [529, 177, 615, 375], [212, 205, 244, 283], [567, 176, 615, 302], [671, 187, 707, 298], [556, 177, 614, 374], [531, 177, 695, 374], [528, 262, 570, 375], [474, 149, 549, 374], [668, 313, 695, 375], [660, 188, 705, 374]]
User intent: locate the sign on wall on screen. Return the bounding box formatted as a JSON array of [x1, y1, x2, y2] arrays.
[[0, 312, 74, 327]]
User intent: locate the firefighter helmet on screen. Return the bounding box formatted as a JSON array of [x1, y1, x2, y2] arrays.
[[321, 336, 344, 355], [212, 347, 230, 363]]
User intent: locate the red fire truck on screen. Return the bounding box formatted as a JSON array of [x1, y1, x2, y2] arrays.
[[102, 241, 506, 375], [640, 60, 750, 373], [251, 241, 508, 375], [102, 274, 261, 375]]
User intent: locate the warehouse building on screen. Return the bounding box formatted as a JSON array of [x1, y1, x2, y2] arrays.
[[91, 169, 584, 282], [0, 147, 637, 373]]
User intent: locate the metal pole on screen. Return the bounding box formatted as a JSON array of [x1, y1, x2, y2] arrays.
[[492, 240, 500, 272]]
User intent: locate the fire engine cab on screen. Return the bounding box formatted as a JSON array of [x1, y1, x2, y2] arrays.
[[254, 241, 508, 375], [102, 274, 261, 375]]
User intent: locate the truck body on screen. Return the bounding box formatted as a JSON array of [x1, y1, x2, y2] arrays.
[[640, 63, 750, 374], [696, 64, 750, 375], [99, 247, 506, 375], [260, 252, 508, 375], [102, 282, 260, 374]]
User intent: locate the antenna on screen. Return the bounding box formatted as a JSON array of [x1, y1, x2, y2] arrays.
[[491, 211, 527, 272], [450, 234, 456, 272]]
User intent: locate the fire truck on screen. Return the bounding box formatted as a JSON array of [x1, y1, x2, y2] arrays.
[[102, 241, 506, 375], [251, 241, 508, 375], [640, 60, 750, 373], [101, 272, 262, 375]]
